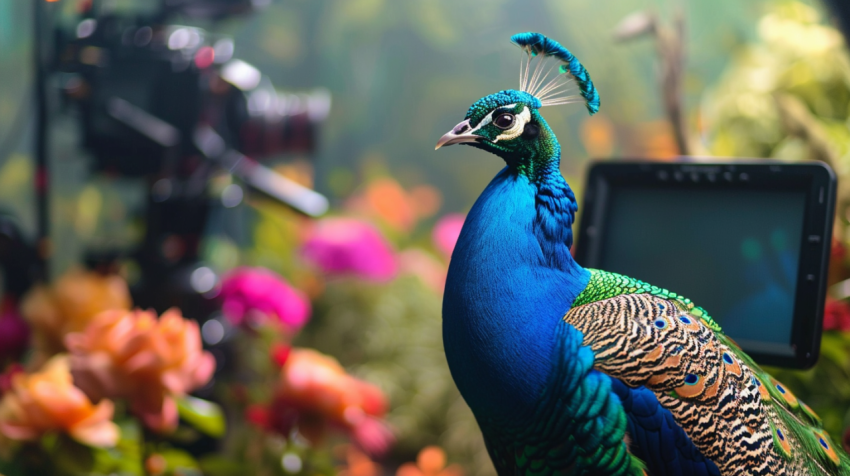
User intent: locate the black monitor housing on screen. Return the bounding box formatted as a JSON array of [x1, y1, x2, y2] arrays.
[[575, 161, 836, 369]]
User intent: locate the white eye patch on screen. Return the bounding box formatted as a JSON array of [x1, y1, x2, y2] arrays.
[[492, 106, 531, 143]]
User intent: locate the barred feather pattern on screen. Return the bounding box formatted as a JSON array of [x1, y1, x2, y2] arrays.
[[564, 269, 850, 476]]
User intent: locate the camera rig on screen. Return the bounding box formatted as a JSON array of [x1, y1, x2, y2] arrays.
[[26, 0, 329, 314]]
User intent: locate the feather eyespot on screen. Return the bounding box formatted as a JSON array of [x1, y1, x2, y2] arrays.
[[752, 376, 772, 401], [813, 430, 841, 466], [652, 318, 668, 330], [801, 401, 822, 424], [674, 373, 706, 398], [769, 419, 793, 459], [722, 351, 743, 377], [773, 425, 792, 458], [770, 378, 799, 408], [675, 313, 701, 331]]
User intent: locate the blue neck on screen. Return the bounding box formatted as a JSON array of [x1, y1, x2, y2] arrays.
[[443, 163, 590, 418]]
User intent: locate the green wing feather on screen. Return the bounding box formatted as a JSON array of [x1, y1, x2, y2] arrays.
[[566, 269, 850, 476], [479, 319, 649, 476]]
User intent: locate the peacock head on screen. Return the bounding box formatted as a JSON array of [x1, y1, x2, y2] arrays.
[[435, 90, 544, 160], [435, 33, 600, 172]]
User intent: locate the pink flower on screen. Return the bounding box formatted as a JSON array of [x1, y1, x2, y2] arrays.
[[302, 218, 397, 282], [432, 214, 465, 259], [824, 298, 850, 332], [0, 298, 28, 363], [220, 267, 311, 331], [0, 364, 23, 397]]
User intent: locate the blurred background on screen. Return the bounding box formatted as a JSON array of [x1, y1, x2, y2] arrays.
[[3, 0, 850, 475]]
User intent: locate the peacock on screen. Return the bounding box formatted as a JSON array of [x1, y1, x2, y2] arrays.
[[436, 32, 850, 476]]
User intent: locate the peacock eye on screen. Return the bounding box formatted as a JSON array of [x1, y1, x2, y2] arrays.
[[493, 113, 515, 130]]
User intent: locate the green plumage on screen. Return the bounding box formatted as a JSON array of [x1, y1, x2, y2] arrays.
[[567, 269, 850, 475], [476, 319, 648, 476], [573, 269, 721, 332]]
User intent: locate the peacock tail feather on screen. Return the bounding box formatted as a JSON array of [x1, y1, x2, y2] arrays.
[[565, 269, 850, 475]]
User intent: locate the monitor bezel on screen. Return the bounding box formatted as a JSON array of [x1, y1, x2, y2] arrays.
[[574, 160, 836, 369]]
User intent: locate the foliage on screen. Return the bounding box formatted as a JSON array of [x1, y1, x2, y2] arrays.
[[297, 277, 492, 475], [701, 1, 850, 444]]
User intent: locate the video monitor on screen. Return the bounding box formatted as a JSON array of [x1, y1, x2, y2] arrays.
[[574, 161, 836, 369]]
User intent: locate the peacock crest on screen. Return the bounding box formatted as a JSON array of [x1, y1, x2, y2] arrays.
[[510, 32, 600, 113]]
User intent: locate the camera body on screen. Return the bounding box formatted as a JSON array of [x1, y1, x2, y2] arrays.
[[56, 11, 327, 177]]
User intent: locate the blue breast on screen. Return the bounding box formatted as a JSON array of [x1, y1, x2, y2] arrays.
[[442, 167, 590, 416]]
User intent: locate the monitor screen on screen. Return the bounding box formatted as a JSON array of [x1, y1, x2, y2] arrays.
[[598, 187, 806, 357], [575, 161, 836, 368]]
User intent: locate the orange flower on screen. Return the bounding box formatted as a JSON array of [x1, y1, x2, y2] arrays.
[[365, 178, 416, 232], [396, 446, 463, 476], [22, 269, 131, 356], [0, 355, 119, 448], [65, 308, 215, 433], [579, 113, 615, 158], [337, 445, 383, 476], [252, 348, 393, 456], [409, 185, 442, 219], [350, 178, 444, 232]]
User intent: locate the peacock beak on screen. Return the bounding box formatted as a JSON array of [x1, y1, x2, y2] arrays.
[[435, 119, 481, 150]]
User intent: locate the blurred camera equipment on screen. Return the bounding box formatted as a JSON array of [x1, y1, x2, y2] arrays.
[[48, 0, 329, 315]]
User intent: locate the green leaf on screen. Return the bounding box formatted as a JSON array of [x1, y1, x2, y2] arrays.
[[50, 434, 94, 476], [0, 455, 27, 476], [159, 448, 200, 471], [92, 419, 144, 476], [176, 395, 226, 438], [198, 455, 248, 476]]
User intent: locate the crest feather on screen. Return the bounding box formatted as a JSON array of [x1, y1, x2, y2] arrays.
[[510, 32, 600, 115]]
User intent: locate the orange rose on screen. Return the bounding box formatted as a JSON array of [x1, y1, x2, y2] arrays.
[[279, 349, 388, 424], [257, 348, 393, 456], [65, 308, 216, 433], [0, 355, 119, 449], [22, 269, 131, 356]]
